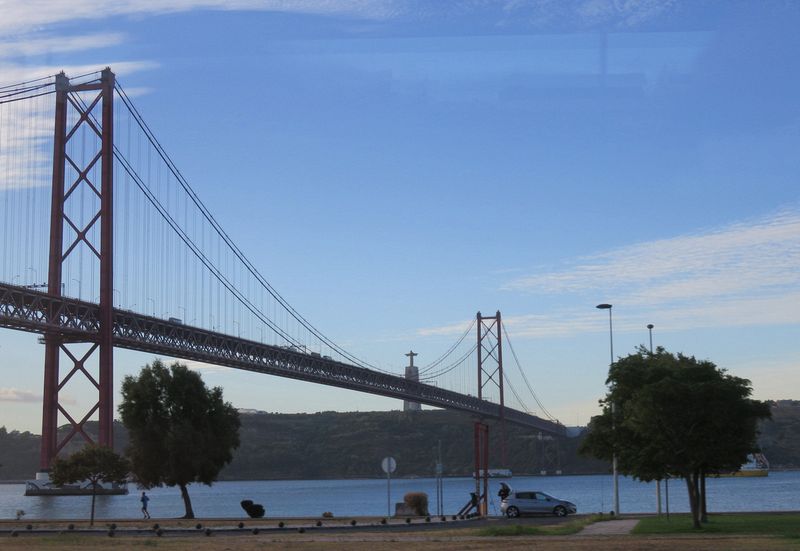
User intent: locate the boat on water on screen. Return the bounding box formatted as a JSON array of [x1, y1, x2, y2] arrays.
[[24, 473, 128, 496], [474, 468, 512, 478], [719, 453, 769, 477]]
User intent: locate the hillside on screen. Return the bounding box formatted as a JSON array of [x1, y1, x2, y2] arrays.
[[756, 400, 800, 469], [226, 409, 606, 480], [1, 401, 798, 480]]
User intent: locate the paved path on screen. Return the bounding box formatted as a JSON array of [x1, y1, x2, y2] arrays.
[[578, 518, 639, 535]]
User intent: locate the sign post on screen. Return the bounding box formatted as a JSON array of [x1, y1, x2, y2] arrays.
[[381, 456, 397, 517]]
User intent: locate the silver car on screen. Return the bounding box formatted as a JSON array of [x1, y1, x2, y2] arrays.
[[500, 490, 577, 518]]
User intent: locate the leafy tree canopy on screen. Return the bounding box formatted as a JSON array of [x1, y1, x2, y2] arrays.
[[580, 346, 771, 527], [118, 359, 240, 518], [50, 445, 129, 525]]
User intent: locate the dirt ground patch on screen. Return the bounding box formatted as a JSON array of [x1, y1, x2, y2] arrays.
[[1, 530, 797, 550], [2, 514, 798, 550]]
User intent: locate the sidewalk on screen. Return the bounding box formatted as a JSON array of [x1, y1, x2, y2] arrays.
[[578, 518, 639, 535]]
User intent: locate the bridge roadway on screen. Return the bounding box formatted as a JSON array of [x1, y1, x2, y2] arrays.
[[0, 283, 564, 435]]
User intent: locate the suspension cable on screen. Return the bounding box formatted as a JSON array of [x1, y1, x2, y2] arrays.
[[418, 317, 476, 374], [502, 322, 558, 422], [70, 88, 303, 348], [0, 84, 55, 105], [0, 74, 57, 91], [419, 342, 477, 381], [113, 146, 302, 346], [114, 80, 394, 372], [503, 372, 532, 414]]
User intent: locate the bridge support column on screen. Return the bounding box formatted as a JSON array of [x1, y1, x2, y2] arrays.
[[473, 421, 489, 516], [40, 72, 69, 471], [40, 69, 115, 470], [477, 311, 507, 467]]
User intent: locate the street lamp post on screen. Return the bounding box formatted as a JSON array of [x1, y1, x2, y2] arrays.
[[596, 303, 619, 515], [647, 323, 661, 516]]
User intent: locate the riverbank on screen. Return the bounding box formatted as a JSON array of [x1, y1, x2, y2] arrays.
[[1, 514, 798, 550]]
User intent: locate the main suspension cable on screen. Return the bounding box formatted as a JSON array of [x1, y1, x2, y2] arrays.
[[419, 342, 477, 381], [502, 322, 558, 422], [114, 80, 393, 373], [418, 317, 476, 375]]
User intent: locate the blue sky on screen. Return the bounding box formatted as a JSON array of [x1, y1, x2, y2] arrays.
[[1, 1, 799, 434]]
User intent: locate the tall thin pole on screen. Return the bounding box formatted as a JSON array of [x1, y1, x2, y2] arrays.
[[652, 320, 670, 521], [436, 440, 443, 516], [648, 323, 661, 516], [608, 307, 618, 516], [597, 303, 618, 515], [607, 308, 614, 365]]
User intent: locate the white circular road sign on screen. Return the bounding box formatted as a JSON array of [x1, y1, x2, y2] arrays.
[[381, 456, 397, 474]]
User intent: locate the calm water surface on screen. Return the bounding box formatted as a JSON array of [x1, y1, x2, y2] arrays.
[[1, 472, 798, 520]]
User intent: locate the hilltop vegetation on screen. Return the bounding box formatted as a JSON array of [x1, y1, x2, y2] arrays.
[[0, 426, 39, 479], [1, 401, 798, 480], [226, 409, 605, 480], [757, 400, 800, 469]]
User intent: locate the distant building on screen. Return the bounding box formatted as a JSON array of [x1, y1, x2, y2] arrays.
[[404, 350, 421, 412]]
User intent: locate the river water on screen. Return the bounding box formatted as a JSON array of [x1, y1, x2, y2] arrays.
[[1, 472, 798, 520]]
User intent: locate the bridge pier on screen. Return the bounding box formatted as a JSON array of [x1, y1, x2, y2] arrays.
[[477, 311, 507, 469], [473, 421, 489, 516], [40, 69, 115, 470]]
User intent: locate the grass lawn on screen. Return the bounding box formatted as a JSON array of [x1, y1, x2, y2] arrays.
[[476, 514, 604, 536], [633, 513, 800, 539]]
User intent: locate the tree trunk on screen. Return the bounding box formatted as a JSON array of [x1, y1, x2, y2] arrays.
[[179, 483, 195, 519], [700, 469, 708, 523], [685, 473, 701, 529], [90, 483, 97, 526]]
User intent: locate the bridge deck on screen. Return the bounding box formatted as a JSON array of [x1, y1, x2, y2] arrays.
[[0, 283, 564, 435]]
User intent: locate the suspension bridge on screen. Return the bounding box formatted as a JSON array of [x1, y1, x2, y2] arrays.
[[0, 69, 564, 498]]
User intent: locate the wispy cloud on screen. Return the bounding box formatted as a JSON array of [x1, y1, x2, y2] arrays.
[[500, 0, 678, 30], [0, 33, 125, 59], [504, 208, 800, 335], [0, 60, 157, 193], [0, 0, 400, 37], [0, 0, 683, 40], [505, 208, 800, 303], [0, 93, 53, 191], [500, 290, 800, 338], [0, 387, 41, 402], [417, 319, 472, 338], [420, 208, 800, 339]]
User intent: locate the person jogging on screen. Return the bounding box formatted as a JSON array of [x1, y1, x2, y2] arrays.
[[141, 491, 151, 519]]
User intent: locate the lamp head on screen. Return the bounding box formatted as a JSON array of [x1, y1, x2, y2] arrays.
[[596, 303, 612, 310], [647, 324, 654, 329]]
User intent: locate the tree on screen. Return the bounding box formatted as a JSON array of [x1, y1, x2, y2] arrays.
[[580, 347, 771, 529], [50, 445, 130, 525], [118, 359, 241, 518]]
